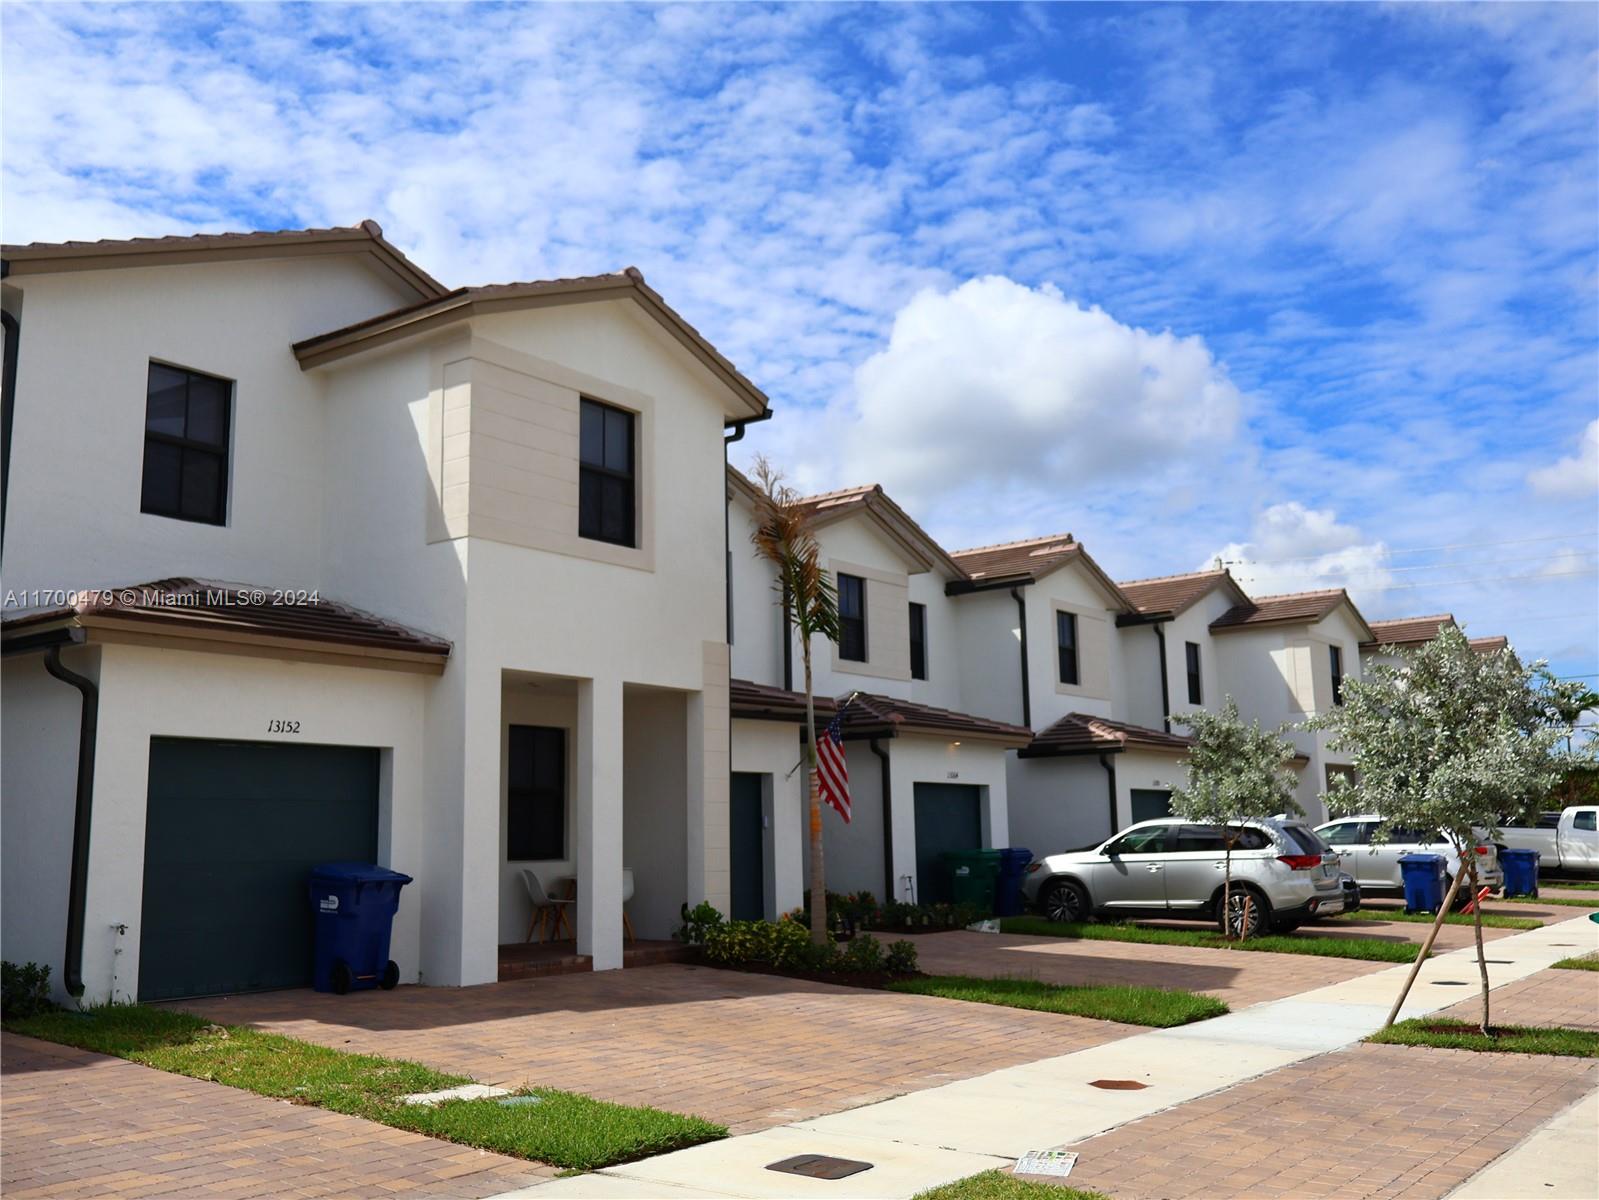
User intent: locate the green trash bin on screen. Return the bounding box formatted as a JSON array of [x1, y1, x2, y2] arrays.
[[943, 849, 1002, 914]]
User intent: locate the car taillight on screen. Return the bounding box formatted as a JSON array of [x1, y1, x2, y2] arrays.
[[1277, 854, 1322, 870], [1474, 846, 1490, 855], [1026, 862, 1043, 874]]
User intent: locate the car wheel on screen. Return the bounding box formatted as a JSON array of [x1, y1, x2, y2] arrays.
[[1040, 878, 1090, 924], [1218, 887, 1270, 939], [330, 959, 353, 995], [380, 960, 400, 991]]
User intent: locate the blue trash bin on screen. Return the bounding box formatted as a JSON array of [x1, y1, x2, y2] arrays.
[[994, 848, 1033, 917], [1499, 848, 1540, 898], [308, 863, 412, 994], [1398, 853, 1446, 914]]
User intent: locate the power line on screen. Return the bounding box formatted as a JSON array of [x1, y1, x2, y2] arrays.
[[1224, 530, 1598, 566]]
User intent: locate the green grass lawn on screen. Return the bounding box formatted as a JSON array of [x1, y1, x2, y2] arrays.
[[999, 916, 1419, 963], [886, 974, 1226, 1027], [1500, 895, 1599, 908], [914, 1169, 1107, 1200], [1540, 879, 1599, 891], [1368, 1018, 1599, 1057], [1337, 908, 1543, 929], [6, 1005, 723, 1170], [1552, 953, 1599, 971]]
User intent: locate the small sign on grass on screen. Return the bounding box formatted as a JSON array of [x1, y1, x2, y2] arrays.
[[1014, 1149, 1078, 1178]]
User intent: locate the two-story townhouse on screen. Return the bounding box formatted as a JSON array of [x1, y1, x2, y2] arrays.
[[726, 473, 1031, 909], [2, 223, 771, 1004], [1359, 613, 1458, 674]]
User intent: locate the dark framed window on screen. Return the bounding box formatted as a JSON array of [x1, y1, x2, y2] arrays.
[[141, 362, 231, 525], [838, 573, 867, 661], [578, 397, 635, 547], [1329, 645, 1345, 706], [507, 725, 566, 860], [908, 602, 927, 680], [1056, 610, 1079, 685], [1185, 641, 1203, 705], [1105, 825, 1168, 855]]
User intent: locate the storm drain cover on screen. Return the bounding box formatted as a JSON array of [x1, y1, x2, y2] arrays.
[[1089, 1079, 1148, 1090], [767, 1155, 873, 1180]]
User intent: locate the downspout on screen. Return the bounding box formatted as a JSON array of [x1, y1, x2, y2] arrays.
[[1010, 587, 1031, 729], [1099, 752, 1119, 836], [1152, 620, 1172, 733], [869, 739, 894, 901], [723, 414, 770, 646], [781, 586, 793, 692], [1, 306, 19, 562], [43, 641, 97, 999]]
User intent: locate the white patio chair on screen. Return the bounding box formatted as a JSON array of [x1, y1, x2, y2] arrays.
[[622, 867, 636, 942], [521, 868, 574, 943]]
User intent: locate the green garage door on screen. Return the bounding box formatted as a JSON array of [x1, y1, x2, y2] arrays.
[[913, 783, 983, 905], [139, 738, 380, 1001]]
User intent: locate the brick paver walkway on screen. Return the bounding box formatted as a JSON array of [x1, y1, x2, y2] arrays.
[[1061, 1041, 1599, 1200], [899, 931, 1389, 1008], [1439, 965, 1599, 1031], [0, 1035, 555, 1200], [177, 963, 1136, 1133]]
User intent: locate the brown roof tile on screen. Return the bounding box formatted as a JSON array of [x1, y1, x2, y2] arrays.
[[1470, 635, 1510, 654], [1361, 613, 1457, 651], [730, 678, 837, 723], [950, 532, 1080, 581], [835, 692, 1033, 747], [2, 578, 451, 667], [1020, 713, 1195, 758], [1117, 569, 1240, 616], [793, 484, 966, 577], [1211, 589, 1351, 632]]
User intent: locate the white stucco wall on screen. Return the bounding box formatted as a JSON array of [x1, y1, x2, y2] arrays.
[[1024, 563, 1124, 729], [728, 495, 785, 687], [1006, 755, 1110, 856], [951, 587, 1026, 726], [730, 718, 805, 919]]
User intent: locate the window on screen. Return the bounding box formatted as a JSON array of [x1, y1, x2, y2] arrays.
[[1282, 825, 1330, 855], [1176, 825, 1272, 852], [507, 726, 566, 860], [1056, 611, 1079, 685], [1105, 825, 1168, 855], [578, 398, 635, 546], [141, 362, 231, 525], [838, 573, 867, 661], [1329, 644, 1345, 706], [1575, 811, 1597, 832], [1185, 641, 1203, 705], [1318, 821, 1370, 846], [908, 602, 927, 680]]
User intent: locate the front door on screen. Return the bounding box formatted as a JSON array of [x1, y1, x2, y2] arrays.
[[913, 783, 983, 905], [729, 772, 765, 921]]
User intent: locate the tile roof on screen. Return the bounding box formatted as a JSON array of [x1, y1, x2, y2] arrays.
[[730, 678, 837, 723], [1211, 589, 1350, 632], [1020, 713, 1195, 758], [950, 532, 1081, 581], [1361, 614, 1456, 651], [2, 578, 451, 667], [835, 692, 1034, 747], [1116, 569, 1237, 616], [1, 220, 447, 298], [291, 267, 769, 418], [792, 484, 966, 577], [1469, 635, 1510, 654]]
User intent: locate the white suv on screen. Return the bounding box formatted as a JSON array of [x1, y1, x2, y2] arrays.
[[1314, 816, 1503, 904], [1020, 817, 1346, 938]]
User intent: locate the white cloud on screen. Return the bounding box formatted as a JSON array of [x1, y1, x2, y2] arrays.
[[1211, 502, 1393, 605], [839, 276, 1242, 509], [1528, 419, 1599, 498]]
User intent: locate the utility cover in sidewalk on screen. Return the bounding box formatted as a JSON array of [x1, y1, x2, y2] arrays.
[[1088, 1079, 1147, 1090], [766, 1155, 873, 1180], [400, 1083, 512, 1106]]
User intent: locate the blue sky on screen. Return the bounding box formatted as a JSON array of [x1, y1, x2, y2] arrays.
[[3, 2, 1596, 686]]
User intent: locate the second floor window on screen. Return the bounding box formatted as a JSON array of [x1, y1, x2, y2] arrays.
[[1329, 644, 1345, 706], [579, 397, 635, 547], [839, 573, 867, 661], [908, 601, 927, 680], [1057, 610, 1079, 685], [141, 362, 231, 525], [1185, 641, 1203, 705]]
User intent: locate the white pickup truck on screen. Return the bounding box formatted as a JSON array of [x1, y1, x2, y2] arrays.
[[1495, 806, 1599, 873]]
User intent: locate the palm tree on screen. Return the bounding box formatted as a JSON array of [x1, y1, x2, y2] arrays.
[[749, 456, 841, 945]]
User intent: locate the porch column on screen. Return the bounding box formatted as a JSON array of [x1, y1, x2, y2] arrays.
[[576, 676, 624, 970], [686, 642, 731, 915]]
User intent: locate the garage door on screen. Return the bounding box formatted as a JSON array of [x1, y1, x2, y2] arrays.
[[913, 782, 983, 905], [139, 738, 380, 1001]]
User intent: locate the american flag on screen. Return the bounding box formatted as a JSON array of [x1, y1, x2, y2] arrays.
[[816, 709, 851, 823]]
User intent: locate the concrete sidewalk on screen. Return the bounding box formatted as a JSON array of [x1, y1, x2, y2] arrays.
[[1445, 1088, 1599, 1199], [492, 914, 1599, 1199]]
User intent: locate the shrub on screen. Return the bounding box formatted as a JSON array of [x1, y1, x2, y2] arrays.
[[885, 939, 919, 973], [768, 917, 813, 968], [2, 961, 55, 1021], [676, 901, 724, 946], [839, 933, 884, 972]]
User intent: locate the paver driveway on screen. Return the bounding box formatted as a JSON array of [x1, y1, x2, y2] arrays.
[[176, 962, 1139, 1134], [1, 1035, 555, 1200]]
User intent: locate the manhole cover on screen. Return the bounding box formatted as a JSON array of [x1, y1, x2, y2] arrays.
[[767, 1155, 873, 1180], [1089, 1079, 1148, 1090]]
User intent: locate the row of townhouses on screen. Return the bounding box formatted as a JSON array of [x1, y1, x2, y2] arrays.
[[0, 224, 1510, 1005]]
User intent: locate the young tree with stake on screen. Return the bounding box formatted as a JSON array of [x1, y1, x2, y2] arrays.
[[1167, 700, 1304, 939], [749, 457, 842, 946], [1312, 625, 1594, 1033]]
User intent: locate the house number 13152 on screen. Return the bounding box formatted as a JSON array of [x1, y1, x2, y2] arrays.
[[267, 719, 301, 734]]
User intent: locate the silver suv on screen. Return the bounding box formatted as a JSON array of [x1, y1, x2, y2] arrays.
[[1314, 816, 1503, 903], [1020, 817, 1346, 937]]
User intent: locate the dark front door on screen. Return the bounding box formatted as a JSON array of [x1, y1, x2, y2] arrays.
[[1130, 788, 1172, 824], [913, 783, 983, 905], [139, 738, 380, 1001], [730, 772, 765, 921]]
